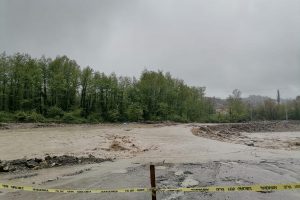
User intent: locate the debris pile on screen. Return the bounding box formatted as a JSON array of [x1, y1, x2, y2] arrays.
[[192, 125, 240, 141], [0, 155, 111, 173], [192, 121, 300, 139], [192, 121, 300, 150]]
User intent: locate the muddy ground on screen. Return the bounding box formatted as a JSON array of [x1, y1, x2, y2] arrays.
[[0, 122, 300, 199]]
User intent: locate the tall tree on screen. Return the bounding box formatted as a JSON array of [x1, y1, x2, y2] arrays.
[[277, 89, 281, 105]]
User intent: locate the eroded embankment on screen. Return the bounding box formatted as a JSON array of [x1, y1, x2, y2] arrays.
[[0, 155, 111, 173], [192, 121, 300, 150]]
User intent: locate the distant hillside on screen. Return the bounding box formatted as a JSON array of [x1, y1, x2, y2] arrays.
[[243, 95, 270, 107], [209, 95, 292, 110]]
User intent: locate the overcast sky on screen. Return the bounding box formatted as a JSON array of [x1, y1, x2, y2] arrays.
[[1, 0, 299, 98]]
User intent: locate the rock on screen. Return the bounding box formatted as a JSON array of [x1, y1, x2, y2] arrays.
[[3, 164, 16, 172], [34, 158, 43, 163], [3, 165, 9, 171], [0, 164, 8, 172], [45, 179, 55, 182], [181, 178, 199, 187], [88, 154, 95, 158], [26, 159, 38, 168], [44, 155, 51, 161], [33, 166, 40, 170], [245, 141, 255, 146], [11, 159, 27, 165]]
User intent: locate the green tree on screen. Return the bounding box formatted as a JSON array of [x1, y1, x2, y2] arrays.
[[227, 89, 248, 122], [0, 52, 218, 123]]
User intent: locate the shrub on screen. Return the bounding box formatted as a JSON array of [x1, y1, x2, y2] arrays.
[[26, 112, 45, 122], [107, 109, 120, 122], [87, 113, 103, 123], [62, 113, 83, 123], [169, 114, 188, 123], [14, 111, 45, 122], [206, 114, 230, 123], [71, 108, 82, 118], [14, 111, 27, 122], [0, 112, 14, 122], [47, 106, 64, 118]]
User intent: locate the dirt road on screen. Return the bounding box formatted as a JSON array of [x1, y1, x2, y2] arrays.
[[0, 123, 299, 199]]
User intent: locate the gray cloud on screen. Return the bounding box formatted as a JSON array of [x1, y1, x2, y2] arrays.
[[1, 0, 300, 98]]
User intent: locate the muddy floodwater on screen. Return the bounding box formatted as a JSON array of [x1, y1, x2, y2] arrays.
[[0, 122, 300, 200]]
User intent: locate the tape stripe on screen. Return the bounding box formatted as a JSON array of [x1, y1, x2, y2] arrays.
[[0, 183, 150, 193], [1, 183, 300, 193], [159, 183, 300, 192]]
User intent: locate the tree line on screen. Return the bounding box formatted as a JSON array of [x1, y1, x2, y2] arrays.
[[220, 89, 300, 122], [0, 52, 299, 123], [0, 53, 214, 123]]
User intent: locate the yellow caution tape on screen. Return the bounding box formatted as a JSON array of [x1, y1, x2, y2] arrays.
[[159, 183, 300, 192], [1, 182, 300, 193], [0, 183, 150, 193]]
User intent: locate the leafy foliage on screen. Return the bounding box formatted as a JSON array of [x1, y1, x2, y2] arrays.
[[0, 53, 299, 123]]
